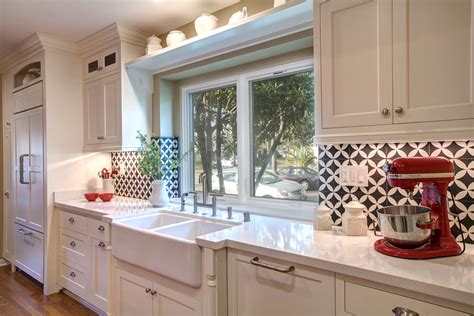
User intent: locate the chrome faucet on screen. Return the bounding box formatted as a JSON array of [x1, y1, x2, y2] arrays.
[[198, 172, 208, 205], [193, 192, 222, 216]]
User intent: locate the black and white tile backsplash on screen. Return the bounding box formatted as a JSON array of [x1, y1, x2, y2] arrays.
[[111, 137, 180, 199], [318, 141, 473, 244]]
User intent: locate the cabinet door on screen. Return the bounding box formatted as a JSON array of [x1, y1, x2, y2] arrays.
[[14, 113, 30, 227], [101, 74, 121, 144], [393, 0, 474, 124], [228, 250, 335, 316], [84, 79, 103, 146], [3, 131, 13, 260], [90, 238, 111, 313], [152, 283, 202, 316], [115, 268, 154, 316], [2, 75, 13, 130], [320, 0, 392, 128]]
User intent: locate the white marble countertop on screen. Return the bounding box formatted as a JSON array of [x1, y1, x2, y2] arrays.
[[54, 190, 474, 306]]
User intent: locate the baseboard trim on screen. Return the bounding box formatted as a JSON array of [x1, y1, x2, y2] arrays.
[[0, 259, 9, 267]]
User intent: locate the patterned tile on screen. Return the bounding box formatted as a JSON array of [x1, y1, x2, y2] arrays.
[[318, 140, 473, 244], [111, 137, 180, 199]]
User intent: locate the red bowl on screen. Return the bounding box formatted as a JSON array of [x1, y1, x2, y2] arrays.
[[84, 193, 99, 202], [99, 193, 114, 202]]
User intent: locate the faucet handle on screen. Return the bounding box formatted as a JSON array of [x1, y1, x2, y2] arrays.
[[209, 192, 224, 197], [227, 206, 233, 220], [188, 191, 197, 195]]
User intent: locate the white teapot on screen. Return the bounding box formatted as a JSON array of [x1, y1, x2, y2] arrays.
[[166, 30, 187, 47], [228, 7, 248, 25], [194, 13, 218, 36]]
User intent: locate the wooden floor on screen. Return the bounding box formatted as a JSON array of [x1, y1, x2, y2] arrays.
[[0, 265, 97, 316]]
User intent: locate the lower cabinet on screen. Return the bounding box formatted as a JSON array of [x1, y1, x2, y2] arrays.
[[336, 275, 471, 316], [114, 267, 202, 316], [227, 249, 335, 316], [58, 210, 112, 314]]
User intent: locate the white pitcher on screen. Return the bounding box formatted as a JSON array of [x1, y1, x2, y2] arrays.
[[194, 13, 218, 36], [149, 180, 169, 207], [228, 7, 248, 25]]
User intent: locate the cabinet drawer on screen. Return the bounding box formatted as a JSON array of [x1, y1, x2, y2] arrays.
[[59, 259, 87, 298], [60, 211, 87, 234], [88, 218, 110, 242], [13, 81, 43, 114], [228, 250, 335, 316], [14, 224, 44, 283], [59, 228, 89, 268], [342, 281, 470, 316]]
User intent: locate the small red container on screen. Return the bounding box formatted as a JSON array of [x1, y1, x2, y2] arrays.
[[99, 193, 114, 202], [84, 192, 99, 202]]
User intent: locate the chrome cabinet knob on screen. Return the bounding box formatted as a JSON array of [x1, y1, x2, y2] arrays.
[[394, 107, 404, 114], [6, 122, 10, 127], [97, 66, 103, 71], [98, 241, 106, 248], [381, 108, 390, 116], [98, 225, 105, 231], [150, 290, 157, 296], [69, 272, 76, 278], [145, 288, 151, 293], [4, 192, 9, 199], [70, 241, 76, 247], [68, 217, 75, 223], [97, 136, 105, 140]]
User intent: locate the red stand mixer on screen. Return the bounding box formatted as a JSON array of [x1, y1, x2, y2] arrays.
[[374, 157, 464, 259]]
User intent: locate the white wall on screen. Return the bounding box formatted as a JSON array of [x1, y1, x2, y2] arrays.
[[43, 49, 110, 295]]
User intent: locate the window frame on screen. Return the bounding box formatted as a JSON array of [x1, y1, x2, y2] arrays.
[[181, 58, 316, 214]]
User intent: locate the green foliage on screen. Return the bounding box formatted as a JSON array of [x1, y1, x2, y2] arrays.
[[284, 144, 316, 168], [136, 131, 186, 181]]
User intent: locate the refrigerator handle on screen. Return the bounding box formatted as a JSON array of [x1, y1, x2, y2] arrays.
[[19, 154, 30, 185]]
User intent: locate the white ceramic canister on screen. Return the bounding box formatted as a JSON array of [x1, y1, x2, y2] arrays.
[[149, 180, 170, 207], [342, 199, 368, 236], [313, 204, 332, 231], [228, 7, 248, 25], [146, 35, 162, 54], [166, 30, 187, 47], [273, 0, 287, 7], [194, 13, 218, 36]]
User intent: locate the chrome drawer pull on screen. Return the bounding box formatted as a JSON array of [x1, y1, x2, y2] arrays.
[[68, 217, 75, 223], [250, 257, 295, 273], [97, 225, 105, 231], [98, 241, 106, 248], [16, 228, 32, 236], [69, 272, 76, 278], [70, 241, 76, 247], [392, 307, 419, 316]]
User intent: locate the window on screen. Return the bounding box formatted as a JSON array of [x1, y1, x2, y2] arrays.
[[183, 59, 317, 209], [191, 85, 237, 195], [251, 70, 316, 201]]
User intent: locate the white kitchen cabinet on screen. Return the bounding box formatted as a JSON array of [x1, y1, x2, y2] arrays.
[[14, 223, 44, 282], [227, 249, 335, 316], [84, 46, 119, 81], [2, 76, 12, 130], [115, 267, 154, 316], [12, 81, 43, 114], [114, 266, 202, 316], [90, 238, 112, 312], [320, 0, 392, 128], [79, 24, 151, 152], [315, 0, 474, 142], [392, 0, 473, 124], [58, 210, 112, 314], [13, 106, 44, 233], [84, 73, 121, 147], [336, 276, 471, 316]]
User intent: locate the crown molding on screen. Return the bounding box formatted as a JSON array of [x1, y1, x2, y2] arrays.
[[78, 22, 149, 57], [0, 33, 78, 73]]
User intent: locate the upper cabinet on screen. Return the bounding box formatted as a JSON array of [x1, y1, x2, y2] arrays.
[[79, 24, 152, 152], [314, 0, 474, 143]]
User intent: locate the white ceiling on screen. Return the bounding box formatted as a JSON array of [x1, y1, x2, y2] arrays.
[[0, 0, 238, 56]]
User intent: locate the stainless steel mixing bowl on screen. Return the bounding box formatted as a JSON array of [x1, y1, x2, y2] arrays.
[[377, 205, 432, 248]]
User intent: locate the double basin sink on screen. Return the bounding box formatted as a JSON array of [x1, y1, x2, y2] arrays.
[[112, 211, 237, 288]]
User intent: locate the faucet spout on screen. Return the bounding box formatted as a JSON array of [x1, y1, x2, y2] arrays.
[[198, 173, 208, 205]]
